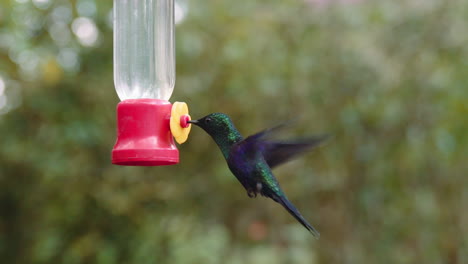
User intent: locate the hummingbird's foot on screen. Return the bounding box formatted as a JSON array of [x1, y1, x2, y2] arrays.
[[256, 182, 263, 192], [247, 189, 257, 198]]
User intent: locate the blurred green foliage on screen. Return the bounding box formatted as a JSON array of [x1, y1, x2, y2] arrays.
[[1, 0, 467, 263]]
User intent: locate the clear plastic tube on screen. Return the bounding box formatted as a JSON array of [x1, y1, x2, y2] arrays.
[[114, 0, 175, 101]]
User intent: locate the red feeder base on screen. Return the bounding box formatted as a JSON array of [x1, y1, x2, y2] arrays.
[[112, 99, 179, 166]]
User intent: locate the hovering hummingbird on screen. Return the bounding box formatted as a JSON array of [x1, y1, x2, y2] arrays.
[[189, 113, 328, 237]]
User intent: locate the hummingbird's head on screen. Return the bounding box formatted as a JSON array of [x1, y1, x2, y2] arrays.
[[188, 113, 234, 136], [189, 113, 243, 157]]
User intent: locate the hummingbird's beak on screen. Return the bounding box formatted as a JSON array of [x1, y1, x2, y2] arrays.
[[188, 119, 199, 125]]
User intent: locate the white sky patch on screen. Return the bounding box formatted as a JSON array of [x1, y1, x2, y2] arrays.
[[17, 50, 40, 72], [0, 95, 7, 111], [0, 77, 5, 96], [77, 0, 97, 17], [72, 17, 99, 47], [49, 22, 72, 46], [33, 0, 52, 10], [175, 1, 187, 25], [106, 9, 113, 29], [57, 48, 80, 72], [51, 5, 73, 23], [0, 76, 22, 114]]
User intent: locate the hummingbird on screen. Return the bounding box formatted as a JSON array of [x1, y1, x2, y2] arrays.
[[189, 113, 327, 237]]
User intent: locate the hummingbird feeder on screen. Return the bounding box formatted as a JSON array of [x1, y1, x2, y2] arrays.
[[112, 0, 191, 166]]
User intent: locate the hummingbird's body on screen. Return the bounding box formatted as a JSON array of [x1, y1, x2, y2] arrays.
[[189, 113, 326, 237]]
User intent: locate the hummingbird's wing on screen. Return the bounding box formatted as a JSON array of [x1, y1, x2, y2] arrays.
[[263, 137, 328, 168], [244, 124, 329, 169]]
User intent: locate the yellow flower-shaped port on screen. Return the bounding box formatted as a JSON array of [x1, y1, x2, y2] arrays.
[[170, 102, 191, 144]]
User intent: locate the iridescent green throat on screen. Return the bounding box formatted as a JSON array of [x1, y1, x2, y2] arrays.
[[210, 125, 243, 159]]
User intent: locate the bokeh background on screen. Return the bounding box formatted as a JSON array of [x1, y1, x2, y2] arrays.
[[1, 0, 467, 263]]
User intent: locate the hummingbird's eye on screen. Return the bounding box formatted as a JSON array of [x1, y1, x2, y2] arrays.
[[205, 117, 212, 123]]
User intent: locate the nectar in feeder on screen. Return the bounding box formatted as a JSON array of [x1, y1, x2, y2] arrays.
[[112, 0, 182, 166]]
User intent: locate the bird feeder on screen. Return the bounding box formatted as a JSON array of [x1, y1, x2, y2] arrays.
[[112, 0, 191, 166]]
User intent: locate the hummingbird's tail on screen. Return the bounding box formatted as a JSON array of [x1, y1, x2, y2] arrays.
[[275, 195, 320, 238]]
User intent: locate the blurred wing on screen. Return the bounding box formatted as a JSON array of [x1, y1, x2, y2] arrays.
[[242, 123, 329, 169], [263, 136, 328, 168]]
